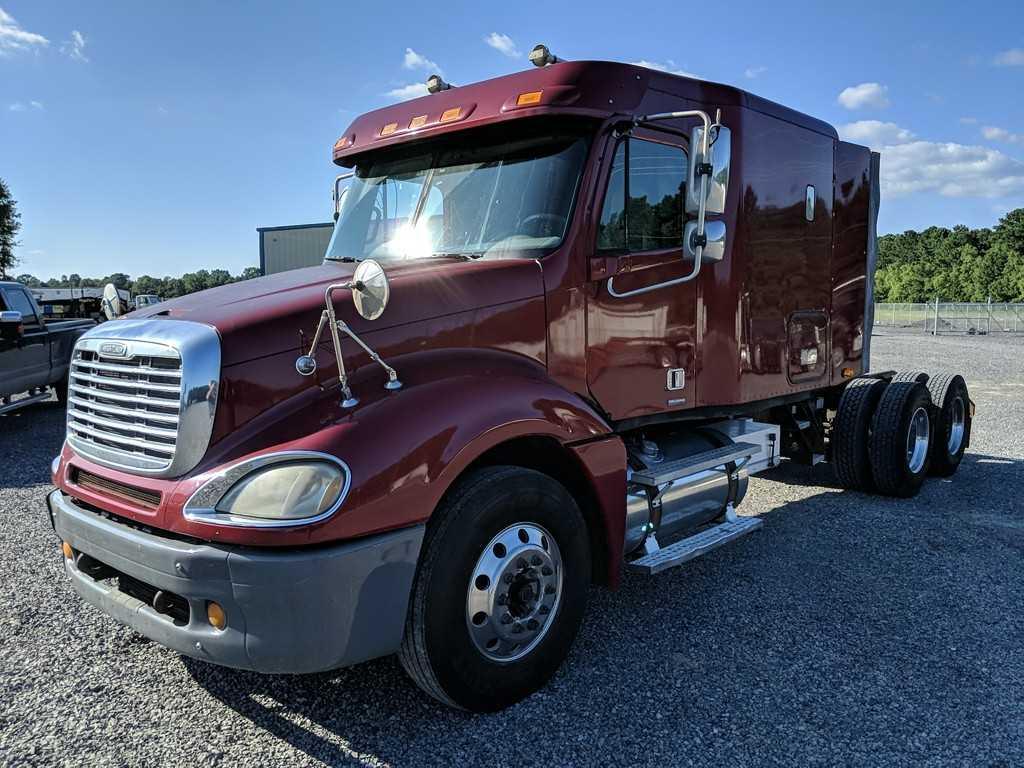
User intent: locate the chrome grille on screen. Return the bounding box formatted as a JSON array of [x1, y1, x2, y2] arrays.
[[68, 349, 183, 469], [65, 320, 221, 478]]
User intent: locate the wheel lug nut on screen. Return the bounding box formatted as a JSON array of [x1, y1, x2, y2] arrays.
[[542, 566, 553, 576], [496, 594, 508, 606], [503, 573, 514, 584], [512, 622, 524, 634], [500, 613, 513, 625], [545, 584, 555, 595], [516, 557, 528, 569], [527, 619, 539, 630], [530, 555, 542, 566], [539, 605, 550, 615]]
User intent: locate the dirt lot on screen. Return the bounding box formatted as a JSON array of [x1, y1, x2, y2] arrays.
[[1, 331, 1022, 767]]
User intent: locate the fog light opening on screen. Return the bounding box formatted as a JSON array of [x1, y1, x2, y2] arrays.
[[61, 541, 74, 560], [207, 602, 227, 631]]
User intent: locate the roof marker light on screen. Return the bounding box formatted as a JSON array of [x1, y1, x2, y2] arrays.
[[529, 44, 560, 67], [516, 90, 543, 106], [426, 74, 452, 93], [439, 107, 462, 123], [409, 114, 428, 130], [333, 135, 352, 151], [380, 122, 398, 137]]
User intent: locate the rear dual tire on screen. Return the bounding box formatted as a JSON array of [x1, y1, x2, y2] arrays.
[[926, 373, 971, 477], [868, 381, 933, 497]]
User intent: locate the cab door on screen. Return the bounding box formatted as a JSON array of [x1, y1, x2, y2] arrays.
[[585, 129, 697, 422]]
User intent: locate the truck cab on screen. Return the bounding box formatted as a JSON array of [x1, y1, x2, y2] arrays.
[[46, 51, 971, 712]]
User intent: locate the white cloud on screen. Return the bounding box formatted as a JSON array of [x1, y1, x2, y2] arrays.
[[838, 118, 1024, 198], [386, 82, 429, 101], [837, 82, 890, 110], [838, 120, 915, 147], [8, 102, 25, 111], [484, 32, 520, 58], [29, 99, 42, 110], [402, 47, 439, 74], [0, 7, 49, 56], [883, 141, 1024, 198], [982, 125, 1024, 144], [959, 116, 978, 125], [61, 29, 87, 62], [744, 65, 767, 79], [630, 59, 699, 79], [994, 48, 1024, 66]]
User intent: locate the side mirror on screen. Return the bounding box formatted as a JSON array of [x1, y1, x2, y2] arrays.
[[684, 220, 726, 263], [686, 125, 731, 215], [0, 310, 24, 340]]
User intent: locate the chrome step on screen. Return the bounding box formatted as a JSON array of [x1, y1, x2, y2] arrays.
[[627, 517, 763, 575], [631, 442, 760, 487]]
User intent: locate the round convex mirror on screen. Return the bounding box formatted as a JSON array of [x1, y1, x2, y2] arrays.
[[101, 283, 122, 320], [351, 259, 389, 321]]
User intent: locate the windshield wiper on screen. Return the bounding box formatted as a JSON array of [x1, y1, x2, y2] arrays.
[[429, 252, 484, 261]]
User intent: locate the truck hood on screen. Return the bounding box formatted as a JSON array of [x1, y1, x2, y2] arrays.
[[129, 258, 545, 367]]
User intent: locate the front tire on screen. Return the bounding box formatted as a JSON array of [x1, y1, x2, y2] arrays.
[[398, 466, 590, 712]]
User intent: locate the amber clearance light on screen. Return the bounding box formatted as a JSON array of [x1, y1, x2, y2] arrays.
[[439, 107, 462, 123], [380, 122, 398, 137], [516, 90, 543, 106]]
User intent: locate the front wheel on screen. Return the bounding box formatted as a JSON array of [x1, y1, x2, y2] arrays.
[[398, 466, 590, 712]]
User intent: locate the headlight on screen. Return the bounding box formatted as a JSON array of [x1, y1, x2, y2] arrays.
[[216, 462, 343, 521], [184, 452, 350, 527]]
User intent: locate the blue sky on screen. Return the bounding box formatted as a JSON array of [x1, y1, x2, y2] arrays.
[[1, 0, 1023, 280]]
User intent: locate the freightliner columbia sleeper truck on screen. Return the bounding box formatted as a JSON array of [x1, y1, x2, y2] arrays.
[[47, 46, 974, 711]]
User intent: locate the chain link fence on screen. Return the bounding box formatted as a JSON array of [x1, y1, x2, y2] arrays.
[[874, 301, 1024, 334]]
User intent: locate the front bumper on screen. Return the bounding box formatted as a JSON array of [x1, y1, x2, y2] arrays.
[[47, 490, 423, 674]]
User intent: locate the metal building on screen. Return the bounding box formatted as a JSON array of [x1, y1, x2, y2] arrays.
[[258, 223, 333, 275]]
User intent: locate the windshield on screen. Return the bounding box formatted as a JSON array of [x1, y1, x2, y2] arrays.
[[324, 123, 591, 262]]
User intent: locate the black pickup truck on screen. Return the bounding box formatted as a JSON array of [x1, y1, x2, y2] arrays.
[[1, 281, 95, 415]]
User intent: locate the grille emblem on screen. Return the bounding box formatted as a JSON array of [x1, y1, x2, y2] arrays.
[[99, 341, 128, 357]]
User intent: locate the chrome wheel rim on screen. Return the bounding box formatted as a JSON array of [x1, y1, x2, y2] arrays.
[[465, 523, 563, 663], [947, 396, 966, 455], [906, 406, 930, 474]]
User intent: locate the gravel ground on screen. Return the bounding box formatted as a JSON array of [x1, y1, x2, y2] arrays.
[[2, 331, 1023, 767]]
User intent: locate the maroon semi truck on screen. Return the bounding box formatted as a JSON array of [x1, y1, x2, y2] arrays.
[[47, 49, 972, 711]]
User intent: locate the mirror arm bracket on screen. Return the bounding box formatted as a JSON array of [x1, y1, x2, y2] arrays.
[[295, 279, 403, 406]]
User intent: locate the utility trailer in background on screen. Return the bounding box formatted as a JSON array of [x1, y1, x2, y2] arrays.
[[48, 48, 973, 713]]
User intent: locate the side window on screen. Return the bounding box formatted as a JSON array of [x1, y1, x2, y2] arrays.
[[3, 289, 40, 329], [597, 142, 626, 249], [597, 137, 687, 252]]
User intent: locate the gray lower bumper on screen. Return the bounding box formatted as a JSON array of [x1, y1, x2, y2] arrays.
[[47, 490, 423, 674]]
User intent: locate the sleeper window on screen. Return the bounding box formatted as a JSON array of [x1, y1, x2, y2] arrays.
[[597, 138, 687, 252]]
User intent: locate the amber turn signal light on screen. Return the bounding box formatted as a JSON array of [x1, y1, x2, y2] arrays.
[[61, 541, 73, 560], [207, 602, 227, 631]]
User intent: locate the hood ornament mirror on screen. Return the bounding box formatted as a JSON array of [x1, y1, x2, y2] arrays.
[[294, 259, 402, 408]]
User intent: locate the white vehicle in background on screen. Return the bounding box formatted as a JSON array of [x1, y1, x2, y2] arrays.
[[133, 294, 162, 310]]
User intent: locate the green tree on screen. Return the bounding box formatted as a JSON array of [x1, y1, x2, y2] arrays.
[[0, 178, 22, 279]]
